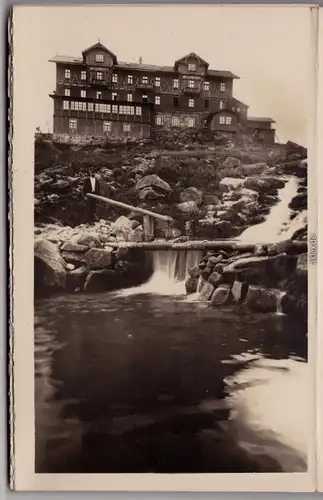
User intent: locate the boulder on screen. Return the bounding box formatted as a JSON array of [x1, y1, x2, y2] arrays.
[[110, 216, 133, 236], [204, 194, 220, 205], [244, 177, 285, 193], [208, 272, 223, 288], [84, 269, 123, 293], [231, 280, 246, 303], [185, 276, 199, 295], [77, 233, 102, 249], [176, 201, 199, 216], [297, 253, 308, 271], [138, 187, 164, 201], [66, 265, 87, 292], [61, 251, 87, 266], [199, 281, 215, 301], [85, 247, 113, 270], [254, 244, 267, 256], [221, 156, 241, 168], [128, 225, 144, 243], [245, 286, 278, 313], [136, 174, 171, 193], [210, 284, 231, 306], [268, 239, 295, 255], [207, 255, 223, 267], [188, 267, 200, 279], [180, 187, 204, 206], [34, 239, 67, 291], [268, 253, 298, 280], [60, 242, 89, 253]]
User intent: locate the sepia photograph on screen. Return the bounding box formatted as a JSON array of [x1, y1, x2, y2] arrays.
[[11, 3, 317, 491]]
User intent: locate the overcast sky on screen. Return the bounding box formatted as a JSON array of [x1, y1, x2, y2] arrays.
[[14, 5, 313, 145]]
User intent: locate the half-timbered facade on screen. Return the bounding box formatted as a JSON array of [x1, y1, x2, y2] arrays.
[[49, 42, 276, 142]]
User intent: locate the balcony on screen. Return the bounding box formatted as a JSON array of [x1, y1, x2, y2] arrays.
[[90, 79, 108, 87], [183, 85, 201, 95]]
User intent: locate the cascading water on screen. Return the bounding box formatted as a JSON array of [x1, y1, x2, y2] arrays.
[[118, 250, 202, 296], [238, 176, 305, 244]]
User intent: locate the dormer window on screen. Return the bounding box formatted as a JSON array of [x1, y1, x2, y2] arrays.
[[188, 63, 196, 72], [95, 54, 104, 62]]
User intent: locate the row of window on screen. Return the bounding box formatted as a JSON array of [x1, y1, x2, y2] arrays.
[[63, 101, 143, 115], [63, 69, 226, 92], [68, 118, 131, 132], [93, 53, 199, 73]]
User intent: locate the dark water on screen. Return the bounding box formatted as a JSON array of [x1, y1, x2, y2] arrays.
[[35, 290, 307, 474]]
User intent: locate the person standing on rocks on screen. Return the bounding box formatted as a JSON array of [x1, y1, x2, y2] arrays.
[[83, 169, 101, 223]]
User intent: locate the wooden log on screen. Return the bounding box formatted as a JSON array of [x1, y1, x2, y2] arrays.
[[86, 193, 173, 222], [105, 240, 308, 252], [143, 215, 155, 242]]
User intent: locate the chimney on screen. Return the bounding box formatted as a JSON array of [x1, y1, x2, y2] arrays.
[[139, 56, 143, 66]]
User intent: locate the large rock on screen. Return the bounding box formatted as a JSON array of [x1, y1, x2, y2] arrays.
[[185, 276, 198, 295], [60, 242, 88, 253], [85, 247, 113, 270], [208, 271, 223, 288], [138, 187, 164, 201], [66, 266, 87, 292], [210, 284, 231, 306], [176, 201, 199, 216], [84, 269, 123, 293], [77, 233, 102, 249], [180, 187, 204, 206], [188, 267, 200, 279], [268, 239, 295, 255], [244, 177, 285, 193], [34, 239, 67, 291], [297, 253, 308, 271], [199, 281, 214, 301], [110, 216, 133, 236], [61, 251, 87, 266], [245, 286, 278, 312], [136, 174, 171, 193], [268, 253, 298, 280], [231, 280, 246, 303]]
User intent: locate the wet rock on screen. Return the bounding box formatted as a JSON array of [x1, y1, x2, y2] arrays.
[[199, 281, 214, 301], [289, 193, 307, 211], [210, 284, 231, 306], [136, 174, 171, 193], [61, 251, 87, 266], [245, 286, 278, 313], [269, 253, 298, 280], [176, 201, 199, 216], [138, 187, 164, 201], [66, 265, 87, 292], [77, 233, 102, 249], [60, 242, 89, 253], [254, 244, 267, 256], [208, 272, 223, 288], [34, 239, 67, 291], [84, 269, 123, 293], [128, 225, 144, 243], [214, 263, 225, 274], [204, 194, 220, 205], [85, 247, 113, 270], [221, 157, 241, 168], [244, 177, 285, 193], [268, 239, 295, 255], [180, 187, 204, 206], [66, 263, 75, 271], [207, 255, 223, 267], [188, 267, 200, 279], [201, 268, 212, 280], [297, 253, 308, 271], [185, 276, 198, 295]]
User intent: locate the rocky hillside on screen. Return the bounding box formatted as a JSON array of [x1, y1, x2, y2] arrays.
[[34, 131, 307, 240]]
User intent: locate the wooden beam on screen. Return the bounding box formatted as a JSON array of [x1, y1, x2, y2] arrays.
[[87, 193, 173, 222], [105, 240, 308, 252]]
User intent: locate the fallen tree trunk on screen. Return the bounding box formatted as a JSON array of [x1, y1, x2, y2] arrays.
[[106, 240, 308, 252], [87, 193, 173, 222]]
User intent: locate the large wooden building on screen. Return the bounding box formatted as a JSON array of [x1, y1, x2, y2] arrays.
[[49, 42, 276, 143]]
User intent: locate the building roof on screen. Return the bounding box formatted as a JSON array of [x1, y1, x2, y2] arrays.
[[82, 42, 118, 63], [49, 55, 84, 65], [247, 117, 276, 123], [174, 52, 209, 70], [233, 98, 249, 108]]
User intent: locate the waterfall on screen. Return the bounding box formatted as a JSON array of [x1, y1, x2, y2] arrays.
[[276, 290, 287, 316], [118, 250, 202, 296], [238, 177, 302, 244]]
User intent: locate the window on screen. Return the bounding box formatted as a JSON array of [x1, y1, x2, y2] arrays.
[[69, 118, 77, 130], [220, 82, 226, 92], [225, 116, 232, 125], [156, 116, 163, 126], [220, 100, 224, 109], [204, 81, 210, 91], [188, 117, 195, 128], [219, 116, 226, 124], [65, 69, 70, 79], [112, 73, 118, 83], [112, 93, 118, 101], [173, 79, 179, 89], [103, 121, 111, 132], [81, 90, 86, 98], [127, 93, 133, 102], [123, 123, 131, 132], [155, 77, 161, 87], [136, 106, 142, 116], [127, 75, 133, 84], [71, 101, 86, 111], [81, 71, 87, 80], [237, 107, 241, 112], [96, 92, 102, 100], [142, 95, 148, 103], [88, 102, 94, 111], [188, 80, 195, 89], [96, 72, 103, 80], [188, 63, 196, 71], [172, 116, 180, 127], [173, 97, 179, 107], [188, 99, 194, 108], [64, 88, 70, 96], [119, 105, 126, 115], [95, 54, 104, 62], [142, 76, 148, 84], [112, 104, 118, 114], [95, 103, 111, 113], [155, 96, 160, 105], [205, 99, 209, 109], [63, 100, 69, 110]]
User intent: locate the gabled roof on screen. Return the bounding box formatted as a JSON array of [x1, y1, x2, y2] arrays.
[[82, 42, 118, 64], [233, 98, 249, 108], [49, 55, 84, 65], [174, 52, 209, 70], [247, 117, 276, 123], [208, 69, 239, 79]]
